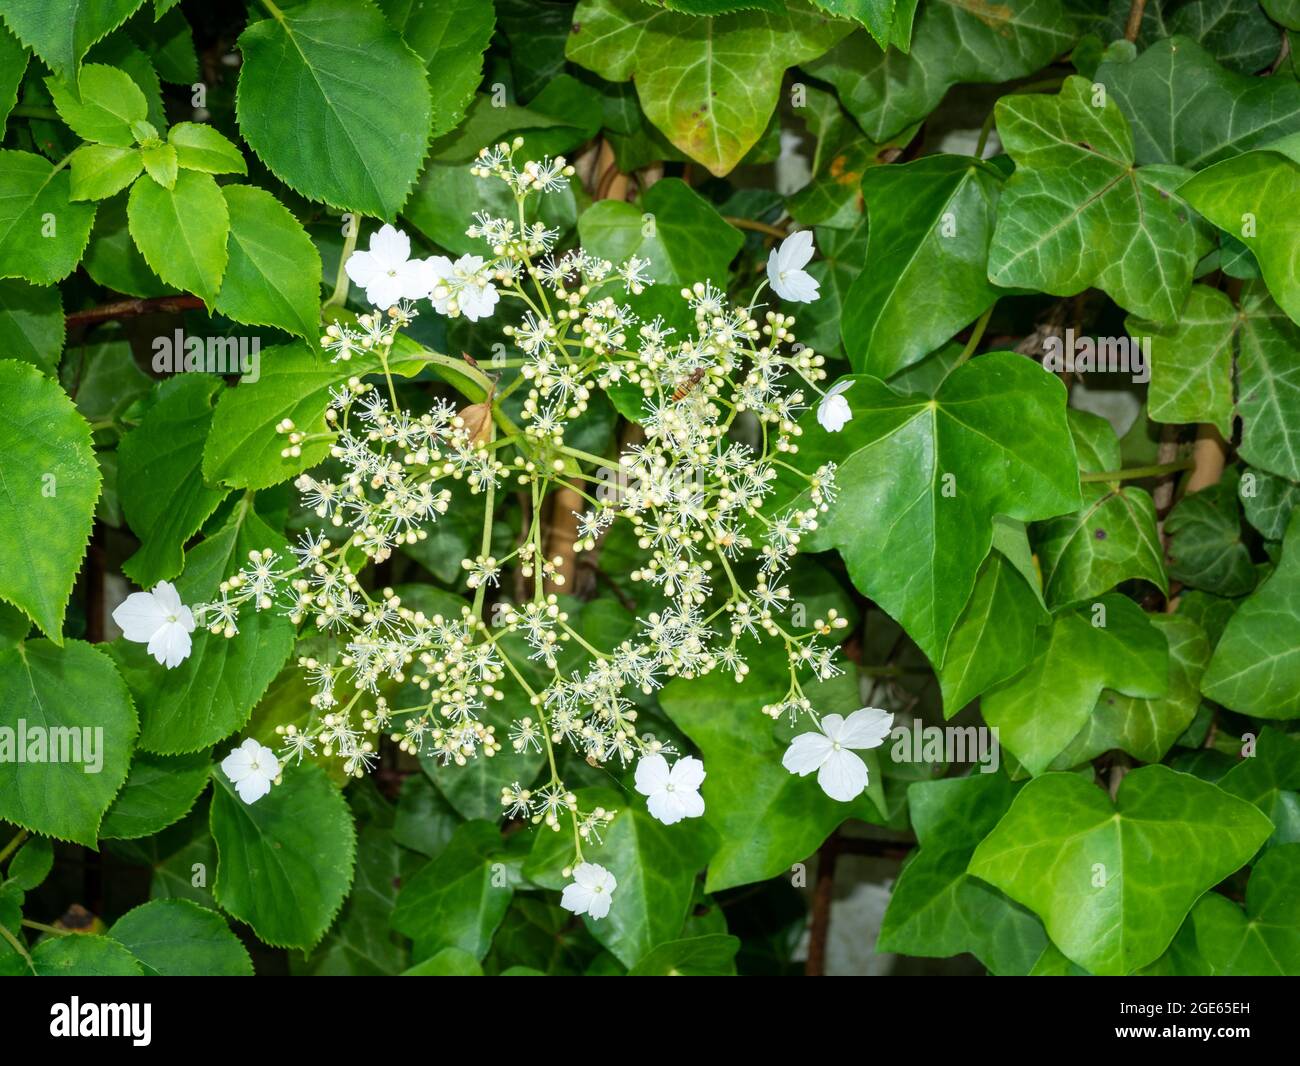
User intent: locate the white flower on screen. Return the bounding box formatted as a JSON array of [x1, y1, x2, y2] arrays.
[[782, 707, 893, 802], [560, 862, 617, 919], [426, 254, 500, 321], [111, 580, 195, 669], [345, 224, 430, 308], [220, 738, 281, 804], [767, 230, 820, 303], [634, 753, 705, 825], [817, 380, 854, 433]]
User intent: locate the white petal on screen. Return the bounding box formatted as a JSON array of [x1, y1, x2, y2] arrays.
[[779, 229, 815, 270], [646, 790, 684, 825], [221, 746, 255, 783], [369, 224, 410, 268], [778, 267, 820, 303], [572, 862, 606, 890], [560, 883, 593, 916], [826, 379, 853, 400], [235, 774, 272, 804], [344, 249, 381, 287], [817, 394, 852, 433], [460, 283, 499, 322], [394, 259, 431, 301], [147, 621, 191, 669], [819, 713, 847, 741], [112, 591, 169, 642], [676, 788, 705, 820], [586, 890, 612, 919], [782, 731, 834, 776], [365, 274, 406, 310], [668, 756, 706, 791], [838, 707, 895, 750], [634, 753, 671, 796], [151, 580, 184, 614], [818, 749, 869, 802]]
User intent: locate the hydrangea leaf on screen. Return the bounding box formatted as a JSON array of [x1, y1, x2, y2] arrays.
[[0, 0, 145, 82], [31, 934, 143, 976], [877, 773, 1048, 975], [1165, 473, 1256, 597], [0, 22, 27, 133], [0, 150, 98, 284], [109, 898, 254, 976], [69, 144, 144, 201], [0, 638, 137, 846], [1032, 409, 1167, 609], [842, 155, 1003, 378], [566, 0, 851, 176], [118, 375, 230, 588], [1201, 509, 1300, 719], [210, 760, 356, 950], [0, 278, 63, 372], [45, 63, 147, 147], [166, 122, 246, 176], [969, 765, 1273, 975], [99, 748, 213, 840], [236, 0, 433, 219], [0, 360, 100, 641], [988, 77, 1200, 322], [981, 593, 1168, 776], [126, 169, 229, 308], [777, 352, 1080, 664]]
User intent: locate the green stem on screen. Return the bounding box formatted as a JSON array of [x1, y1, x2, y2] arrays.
[[0, 830, 28, 865], [953, 303, 995, 367], [0, 923, 32, 972], [325, 215, 362, 309], [1080, 459, 1195, 483], [10, 105, 60, 121], [21, 919, 68, 936]]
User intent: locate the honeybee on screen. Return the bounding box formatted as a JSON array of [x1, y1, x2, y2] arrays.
[[671, 367, 706, 402]]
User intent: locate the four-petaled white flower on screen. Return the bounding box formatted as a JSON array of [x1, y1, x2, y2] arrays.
[[560, 862, 617, 919], [427, 253, 500, 321], [817, 379, 854, 433], [112, 580, 195, 669], [221, 738, 281, 804], [782, 707, 893, 802], [634, 753, 706, 825], [767, 230, 820, 303], [345, 224, 430, 308]]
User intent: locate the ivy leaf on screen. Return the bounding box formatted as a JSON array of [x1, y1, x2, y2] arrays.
[[1218, 727, 1300, 849], [237, 0, 433, 219], [877, 773, 1047, 975], [166, 122, 246, 176], [1054, 614, 1210, 768], [1201, 509, 1300, 719], [109, 506, 297, 754], [210, 761, 357, 950], [100, 748, 212, 840], [0, 278, 63, 372], [109, 898, 254, 976], [566, 0, 850, 176], [1165, 473, 1256, 597], [0, 0, 145, 82], [805, 0, 1076, 142], [1180, 137, 1300, 326], [988, 77, 1200, 322], [969, 766, 1273, 975], [0, 639, 137, 846], [215, 185, 322, 342], [981, 594, 1168, 776], [777, 352, 1080, 664], [45, 63, 147, 147], [1032, 409, 1167, 609], [0, 360, 100, 641], [626, 934, 741, 976], [392, 820, 513, 962], [32, 934, 142, 976], [1241, 467, 1300, 541], [1237, 281, 1300, 481], [842, 155, 1003, 378], [0, 150, 99, 284], [118, 375, 230, 588]]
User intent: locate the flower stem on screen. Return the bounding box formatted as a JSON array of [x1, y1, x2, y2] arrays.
[[325, 215, 362, 309], [1080, 459, 1195, 483]]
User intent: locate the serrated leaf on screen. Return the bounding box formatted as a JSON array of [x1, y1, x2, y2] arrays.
[[0, 278, 62, 372], [46, 63, 147, 146], [0, 22, 27, 133], [109, 898, 253, 976], [69, 144, 144, 201], [167, 121, 246, 175], [8, 834, 52, 890], [99, 748, 212, 840], [32, 933, 142, 975], [140, 141, 178, 188], [0, 0, 145, 81], [0, 149, 98, 284], [126, 169, 228, 307]]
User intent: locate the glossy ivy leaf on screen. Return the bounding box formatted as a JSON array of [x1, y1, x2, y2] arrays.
[[0, 360, 99, 641], [525, 786, 718, 968], [215, 185, 322, 343], [878, 773, 1047, 974], [1165, 473, 1256, 597], [1241, 467, 1300, 541], [566, 0, 850, 176], [32, 933, 143, 976], [0, 278, 63, 372], [0, 639, 136, 845], [805, 0, 1075, 142], [0, 150, 98, 284], [118, 375, 230, 587], [1053, 614, 1209, 768], [237, 0, 433, 220], [1032, 409, 1167, 609], [1236, 281, 1300, 481], [109, 898, 253, 976], [842, 155, 1002, 378], [392, 820, 513, 962], [210, 761, 356, 950], [1096, 36, 1300, 169], [981, 594, 1168, 776], [379, 0, 495, 138], [1218, 727, 1300, 849], [969, 766, 1273, 975], [626, 934, 741, 976], [127, 169, 228, 308], [1180, 136, 1300, 326], [99, 748, 212, 840], [0, 0, 145, 82], [1201, 509, 1300, 719], [109, 507, 297, 753], [777, 352, 1080, 664], [166, 122, 246, 176], [989, 77, 1200, 322], [46, 63, 147, 147]]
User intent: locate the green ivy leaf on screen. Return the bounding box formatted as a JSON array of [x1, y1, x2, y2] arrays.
[[1241, 467, 1300, 541], [1237, 281, 1300, 481], [989, 77, 1200, 322], [8, 834, 53, 890], [100, 748, 212, 840], [237, 0, 433, 219], [210, 761, 356, 950], [0, 0, 145, 82], [0, 639, 136, 845], [0, 278, 63, 372], [0, 360, 100, 641], [1165, 474, 1256, 596], [109, 898, 253, 976], [46, 63, 147, 146], [126, 169, 229, 308], [0, 150, 98, 284], [969, 765, 1273, 975], [626, 933, 741, 975], [1218, 727, 1300, 849]]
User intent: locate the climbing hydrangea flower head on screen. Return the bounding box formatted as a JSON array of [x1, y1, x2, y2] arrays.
[[112, 580, 196, 668], [181, 139, 856, 889]]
